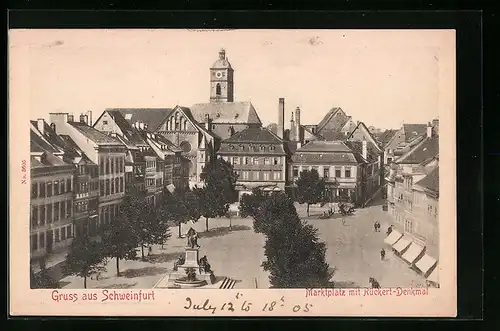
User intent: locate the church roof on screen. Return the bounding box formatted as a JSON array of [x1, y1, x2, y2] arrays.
[[189, 101, 262, 124], [212, 58, 233, 69]]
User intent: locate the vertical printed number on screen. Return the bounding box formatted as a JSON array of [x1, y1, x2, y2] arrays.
[[21, 160, 27, 184]]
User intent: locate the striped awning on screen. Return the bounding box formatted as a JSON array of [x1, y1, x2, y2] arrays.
[[384, 230, 403, 246], [392, 236, 411, 254], [402, 242, 425, 264], [415, 254, 438, 275]]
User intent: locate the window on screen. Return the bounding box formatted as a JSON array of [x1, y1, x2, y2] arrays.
[[47, 182, 53, 197], [105, 179, 110, 195], [106, 158, 110, 174], [67, 200, 72, 217], [99, 157, 104, 174], [67, 179, 72, 192], [40, 205, 46, 225], [54, 202, 60, 221], [264, 158, 271, 165], [31, 206, 38, 228], [67, 225, 72, 238], [47, 203, 52, 223], [216, 83, 221, 96], [323, 168, 330, 178], [242, 171, 249, 180], [39, 182, 46, 197], [253, 158, 259, 165], [60, 179, 65, 193], [103, 120, 108, 125], [39, 232, 45, 249], [293, 167, 299, 177], [55, 228, 60, 242], [111, 157, 115, 173], [31, 183, 38, 199], [100, 179, 105, 196], [263, 172, 270, 181], [244, 157, 250, 165], [31, 234, 38, 252], [273, 158, 279, 165], [273, 172, 281, 180], [120, 177, 124, 192], [345, 168, 351, 178], [111, 178, 115, 194], [253, 171, 260, 180], [233, 157, 240, 165], [61, 201, 66, 218], [61, 226, 67, 241], [335, 168, 341, 178]]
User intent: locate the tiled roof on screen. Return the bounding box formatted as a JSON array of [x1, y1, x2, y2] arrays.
[[69, 122, 124, 145], [415, 166, 439, 194], [403, 124, 427, 142], [296, 141, 353, 153], [189, 101, 262, 124], [376, 129, 398, 147], [316, 107, 342, 132], [344, 141, 379, 163], [396, 136, 439, 165], [106, 111, 148, 146], [319, 130, 348, 141], [30, 129, 60, 154], [30, 151, 71, 168], [106, 108, 174, 131], [223, 127, 283, 144]]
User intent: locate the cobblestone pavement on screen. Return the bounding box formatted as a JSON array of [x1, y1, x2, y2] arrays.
[[60, 201, 425, 289]]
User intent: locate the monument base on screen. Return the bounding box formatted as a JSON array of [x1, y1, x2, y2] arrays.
[[166, 246, 216, 287]]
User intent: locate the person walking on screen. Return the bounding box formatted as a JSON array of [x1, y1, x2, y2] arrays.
[[386, 225, 393, 236], [373, 222, 378, 232], [380, 248, 386, 260]]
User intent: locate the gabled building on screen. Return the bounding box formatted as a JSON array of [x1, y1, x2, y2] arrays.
[[217, 127, 288, 199], [30, 121, 75, 262], [48, 113, 126, 230]]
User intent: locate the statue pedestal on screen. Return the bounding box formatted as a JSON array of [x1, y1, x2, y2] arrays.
[[168, 247, 215, 287]]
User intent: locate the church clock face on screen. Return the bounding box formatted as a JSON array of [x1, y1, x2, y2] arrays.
[[215, 71, 223, 78]]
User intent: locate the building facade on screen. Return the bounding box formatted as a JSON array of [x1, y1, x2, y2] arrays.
[[217, 127, 288, 198]]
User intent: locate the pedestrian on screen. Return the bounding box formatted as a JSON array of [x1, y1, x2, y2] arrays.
[[376, 221, 381, 232], [380, 248, 386, 260], [148, 246, 153, 256], [373, 222, 378, 232], [387, 225, 393, 236], [342, 218, 346, 226], [369, 277, 381, 288]]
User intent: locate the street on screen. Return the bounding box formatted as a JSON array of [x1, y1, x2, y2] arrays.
[[59, 200, 426, 289]]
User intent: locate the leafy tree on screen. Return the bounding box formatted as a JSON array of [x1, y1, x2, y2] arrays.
[[30, 263, 60, 289], [64, 234, 106, 288], [238, 188, 267, 219], [197, 158, 238, 231], [159, 188, 200, 238], [150, 208, 172, 251], [253, 192, 333, 288], [101, 196, 139, 276], [295, 169, 327, 216]]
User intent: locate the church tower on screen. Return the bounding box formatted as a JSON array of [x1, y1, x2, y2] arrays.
[[210, 48, 234, 102]]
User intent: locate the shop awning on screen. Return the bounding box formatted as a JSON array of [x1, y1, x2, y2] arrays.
[[392, 236, 411, 254], [427, 265, 439, 284], [402, 242, 425, 264], [415, 254, 437, 275], [384, 230, 403, 246]]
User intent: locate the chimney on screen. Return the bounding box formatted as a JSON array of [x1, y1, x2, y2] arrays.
[[139, 121, 145, 130], [134, 121, 140, 129], [290, 111, 296, 142], [79, 114, 86, 123], [37, 119, 45, 135], [49, 113, 69, 129], [295, 106, 301, 141], [68, 114, 74, 122], [427, 122, 433, 138], [362, 139, 368, 160], [205, 114, 212, 132], [50, 123, 56, 133], [144, 123, 148, 131], [86, 110, 93, 126], [277, 98, 285, 139]]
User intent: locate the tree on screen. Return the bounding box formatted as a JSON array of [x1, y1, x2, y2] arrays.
[[101, 196, 139, 276], [65, 234, 106, 289], [197, 158, 238, 232], [159, 188, 200, 238], [295, 169, 327, 216], [238, 188, 267, 219], [252, 192, 333, 288]]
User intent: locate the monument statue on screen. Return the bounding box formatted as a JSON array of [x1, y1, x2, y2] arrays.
[[186, 227, 200, 248]]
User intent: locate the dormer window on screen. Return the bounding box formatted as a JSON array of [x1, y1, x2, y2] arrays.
[[270, 146, 275, 151], [103, 120, 108, 125]]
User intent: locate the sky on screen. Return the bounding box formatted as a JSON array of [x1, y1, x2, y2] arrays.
[[10, 29, 455, 130]]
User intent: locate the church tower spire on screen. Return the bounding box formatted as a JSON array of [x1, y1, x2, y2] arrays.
[[210, 48, 234, 103]]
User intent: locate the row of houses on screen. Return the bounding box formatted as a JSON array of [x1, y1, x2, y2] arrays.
[[382, 122, 440, 287]]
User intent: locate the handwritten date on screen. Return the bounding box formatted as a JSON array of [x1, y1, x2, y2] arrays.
[[183, 295, 312, 314]]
